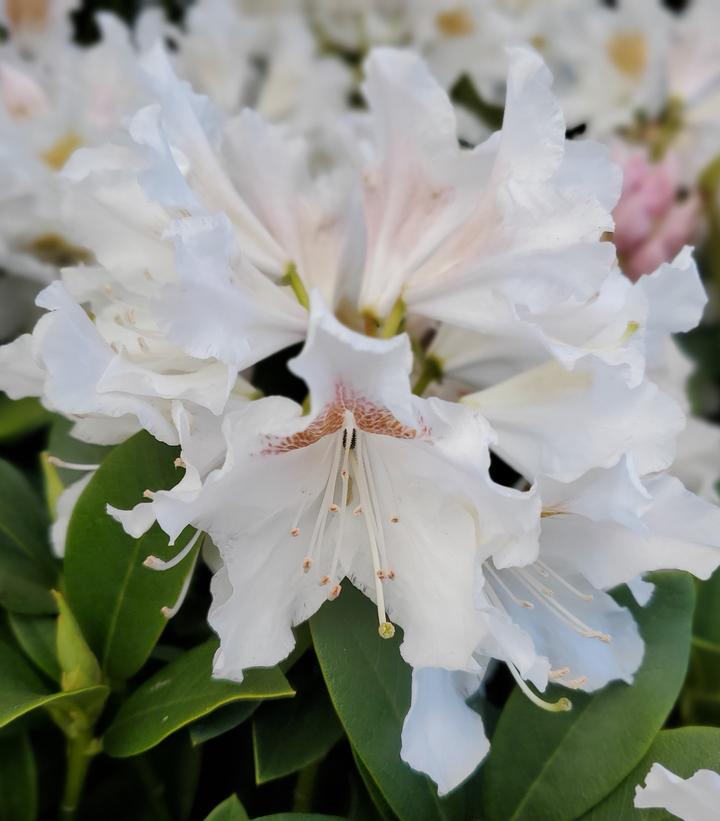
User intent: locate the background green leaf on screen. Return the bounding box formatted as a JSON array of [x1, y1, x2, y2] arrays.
[[64, 431, 197, 682], [0, 396, 51, 444], [103, 639, 294, 757], [205, 794, 249, 821], [0, 458, 56, 615], [0, 733, 36, 821], [584, 726, 720, 819], [482, 573, 695, 821], [252, 663, 343, 784], [8, 612, 61, 682]]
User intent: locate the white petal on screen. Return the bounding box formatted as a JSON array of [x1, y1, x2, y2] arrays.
[[465, 360, 684, 482], [0, 334, 45, 399], [401, 668, 489, 796], [635, 763, 720, 820], [51, 474, 93, 558]]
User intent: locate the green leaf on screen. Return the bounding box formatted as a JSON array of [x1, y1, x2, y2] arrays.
[[205, 794, 249, 821], [450, 74, 504, 132], [311, 585, 471, 821], [103, 638, 294, 757], [53, 590, 102, 692], [46, 416, 111, 487], [352, 749, 396, 821], [0, 633, 108, 730], [254, 815, 346, 820], [584, 727, 720, 819], [0, 458, 57, 615], [253, 665, 343, 784], [482, 573, 695, 821], [0, 395, 51, 443], [0, 733, 36, 821], [8, 612, 61, 682], [64, 431, 198, 682], [683, 569, 720, 723], [189, 699, 260, 746]]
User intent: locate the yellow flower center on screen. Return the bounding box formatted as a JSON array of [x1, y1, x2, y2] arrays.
[[40, 131, 82, 171], [607, 31, 648, 79], [435, 8, 475, 37]]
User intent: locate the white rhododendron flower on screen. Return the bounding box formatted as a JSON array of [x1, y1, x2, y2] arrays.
[[635, 763, 720, 820], [114, 294, 540, 677]]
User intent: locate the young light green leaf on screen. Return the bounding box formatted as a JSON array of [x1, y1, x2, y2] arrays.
[[103, 639, 294, 757], [52, 589, 102, 692], [584, 727, 720, 819], [8, 613, 61, 682], [311, 584, 474, 821], [482, 573, 695, 821], [0, 458, 57, 615], [204, 794, 250, 821], [0, 733, 37, 821], [64, 431, 198, 682]]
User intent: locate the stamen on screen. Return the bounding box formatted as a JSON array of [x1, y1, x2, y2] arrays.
[[143, 489, 155, 499], [144, 530, 202, 571], [534, 561, 593, 601], [565, 676, 588, 689], [160, 551, 198, 619], [174, 457, 186, 469], [359, 441, 392, 576], [486, 566, 534, 609], [328, 412, 354, 586], [46, 456, 100, 471], [305, 434, 344, 568], [302, 557, 312, 573], [509, 568, 611, 642], [506, 662, 572, 713], [351, 437, 395, 639], [290, 527, 301, 537]]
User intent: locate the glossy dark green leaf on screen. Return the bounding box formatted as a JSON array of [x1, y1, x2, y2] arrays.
[[683, 569, 720, 723], [104, 639, 294, 757], [482, 573, 695, 821], [255, 816, 346, 821], [584, 727, 720, 819], [8, 612, 60, 682], [311, 584, 472, 821], [0, 633, 108, 730], [64, 431, 198, 681], [0, 458, 56, 615], [0, 733, 36, 821], [253, 666, 343, 784], [204, 794, 249, 821], [189, 699, 260, 746], [0, 395, 51, 443]]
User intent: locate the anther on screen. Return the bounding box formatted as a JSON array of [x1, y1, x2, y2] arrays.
[[319, 575, 330, 586], [143, 489, 155, 499], [290, 527, 300, 537], [387, 570, 396, 580], [329, 584, 342, 600], [378, 622, 395, 639], [352, 505, 363, 516], [390, 515, 399, 524], [376, 570, 386, 580], [549, 667, 570, 679], [174, 457, 186, 468], [566, 676, 588, 689], [302, 557, 312, 572], [329, 503, 339, 513]]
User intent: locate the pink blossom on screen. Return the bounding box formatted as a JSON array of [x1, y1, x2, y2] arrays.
[[613, 148, 701, 281]]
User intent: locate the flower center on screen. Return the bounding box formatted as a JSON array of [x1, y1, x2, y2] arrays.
[[607, 31, 648, 79], [290, 409, 402, 640]]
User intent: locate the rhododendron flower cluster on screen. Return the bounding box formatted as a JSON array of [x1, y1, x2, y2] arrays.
[[2, 1, 720, 816]]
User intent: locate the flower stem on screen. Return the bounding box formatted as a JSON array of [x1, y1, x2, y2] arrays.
[[378, 297, 405, 339], [59, 731, 97, 821], [293, 761, 319, 812]]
